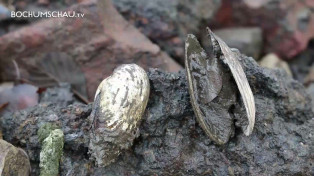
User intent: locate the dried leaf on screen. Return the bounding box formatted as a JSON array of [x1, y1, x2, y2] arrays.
[[39, 52, 87, 97], [25, 63, 59, 87], [0, 102, 9, 112], [20, 52, 89, 103], [207, 27, 255, 136]]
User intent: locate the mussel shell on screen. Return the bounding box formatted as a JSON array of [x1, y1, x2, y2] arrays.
[[185, 34, 236, 145], [207, 28, 255, 136], [89, 64, 150, 166]]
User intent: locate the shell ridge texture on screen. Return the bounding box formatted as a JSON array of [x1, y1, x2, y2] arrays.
[[89, 64, 150, 167]]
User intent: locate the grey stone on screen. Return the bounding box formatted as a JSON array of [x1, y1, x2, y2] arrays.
[[259, 53, 292, 76], [39, 83, 74, 107], [210, 27, 263, 59], [0, 139, 31, 176], [290, 43, 314, 83], [307, 84, 314, 111], [0, 4, 11, 21]]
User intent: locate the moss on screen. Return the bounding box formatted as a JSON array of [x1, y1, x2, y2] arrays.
[[39, 129, 64, 176], [38, 123, 60, 144]]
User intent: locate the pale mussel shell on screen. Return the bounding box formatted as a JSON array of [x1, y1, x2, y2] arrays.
[[185, 28, 255, 145], [89, 64, 150, 167]]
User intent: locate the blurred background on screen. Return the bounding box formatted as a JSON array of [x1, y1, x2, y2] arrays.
[[0, 0, 313, 114]]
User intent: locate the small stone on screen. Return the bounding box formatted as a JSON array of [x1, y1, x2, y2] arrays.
[[0, 139, 31, 176], [297, 8, 311, 31], [304, 65, 314, 85], [212, 27, 263, 59], [259, 53, 292, 76], [0, 4, 11, 21], [307, 84, 314, 111], [40, 129, 64, 176], [39, 83, 74, 107], [243, 0, 270, 9]]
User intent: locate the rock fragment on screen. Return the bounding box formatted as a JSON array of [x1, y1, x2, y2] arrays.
[[39, 83, 75, 107], [304, 65, 314, 85], [307, 84, 314, 111], [0, 4, 11, 22], [0, 139, 31, 176], [259, 53, 292, 76], [210, 27, 263, 59], [289, 44, 314, 83]]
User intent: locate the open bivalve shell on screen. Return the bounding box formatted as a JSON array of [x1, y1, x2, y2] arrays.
[[185, 28, 256, 145]]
